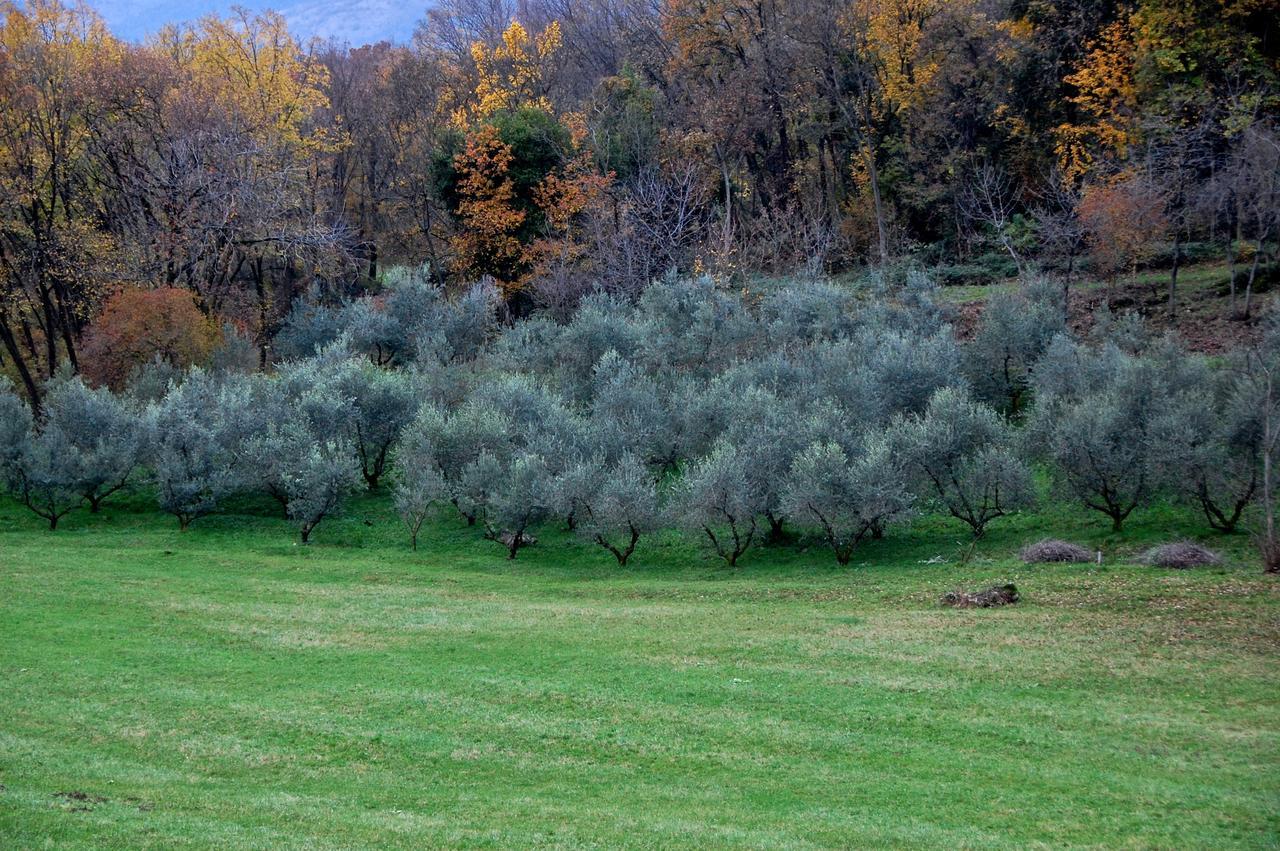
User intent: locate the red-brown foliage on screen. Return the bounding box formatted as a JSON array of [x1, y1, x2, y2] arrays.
[[79, 288, 220, 390]]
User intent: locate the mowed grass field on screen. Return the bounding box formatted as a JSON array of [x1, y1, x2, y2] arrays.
[[1, 491, 1277, 849]]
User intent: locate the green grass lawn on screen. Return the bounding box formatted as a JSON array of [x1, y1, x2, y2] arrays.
[[1, 491, 1277, 849]]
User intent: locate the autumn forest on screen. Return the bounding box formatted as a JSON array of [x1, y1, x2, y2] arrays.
[[0, 0, 1274, 405]]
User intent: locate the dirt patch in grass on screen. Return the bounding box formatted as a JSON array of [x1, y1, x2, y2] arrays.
[[55, 790, 108, 812]]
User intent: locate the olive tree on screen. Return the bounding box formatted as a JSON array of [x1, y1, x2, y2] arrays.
[[1152, 370, 1259, 533], [273, 297, 349, 362], [40, 375, 144, 513], [720, 387, 814, 543], [0, 380, 30, 477], [1027, 338, 1181, 531], [400, 402, 513, 525], [760, 278, 858, 345], [420, 278, 502, 365], [554, 291, 643, 402], [1, 403, 81, 530], [589, 350, 681, 476], [675, 442, 764, 568], [332, 360, 418, 490], [556, 452, 663, 565], [962, 280, 1064, 417], [782, 437, 913, 565], [860, 327, 964, 421], [484, 453, 554, 559], [149, 370, 248, 530], [284, 438, 362, 543], [635, 276, 758, 376], [0, 376, 144, 528], [392, 427, 448, 551], [896, 388, 1035, 537]]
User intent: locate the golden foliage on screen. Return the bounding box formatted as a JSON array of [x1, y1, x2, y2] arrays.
[[1054, 20, 1138, 181], [450, 124, 526, 292], [166, 9, 332, 152], [452, 20, 561, 128]]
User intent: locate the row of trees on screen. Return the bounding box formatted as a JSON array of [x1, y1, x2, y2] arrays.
[[2, 0, 1276, 409], [1, 273, 1276, 570]]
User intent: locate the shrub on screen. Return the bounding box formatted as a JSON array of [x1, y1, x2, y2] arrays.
[[80, 288, 220, 391], [1140, 541, 1222, 569], [1078, 177, 1168, 281], [1019, 539, 1093, 564], [934, 253, 1019, 287]]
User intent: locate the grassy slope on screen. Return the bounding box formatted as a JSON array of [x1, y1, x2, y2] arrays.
[[0, 491, 1277, 849], [934, 260, 1277, 355]]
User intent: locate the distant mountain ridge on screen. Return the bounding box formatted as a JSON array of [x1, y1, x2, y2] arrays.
[[90, 0, 421, 45]]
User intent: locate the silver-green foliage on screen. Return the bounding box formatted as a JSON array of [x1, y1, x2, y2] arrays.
[[896, 387, 1035, 537], [284, 438, 362, 543], [41, 375, 144, 513], [149, 370, 248, 529], [676, 442, 764, 567], [557, 452, 663, 565], [782, 436, 914, 565]]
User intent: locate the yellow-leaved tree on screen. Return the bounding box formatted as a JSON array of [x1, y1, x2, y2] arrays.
[[1054, 20, 1138, 182], [0, 0, 124, 403], [443, 20, 611, 309]]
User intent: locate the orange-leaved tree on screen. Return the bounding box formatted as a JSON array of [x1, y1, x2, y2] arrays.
[[1078, 176, 1168, 301], [79, 287, 221, 390], [441, 20, 611, 308]]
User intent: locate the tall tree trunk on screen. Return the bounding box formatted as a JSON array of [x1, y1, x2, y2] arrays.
[[0, 317, 41, 408], [1168, 227, 1182, 319], [1244, 237, 1264, 320], [1227, 230, 1238, 315], [865, 145, 888, 266]]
